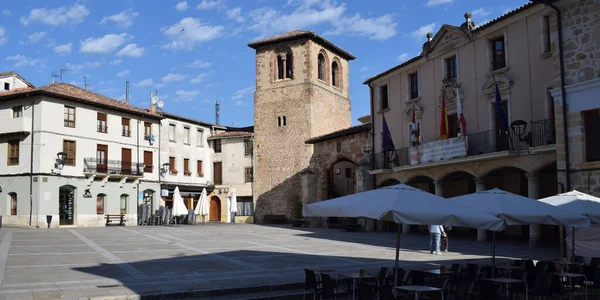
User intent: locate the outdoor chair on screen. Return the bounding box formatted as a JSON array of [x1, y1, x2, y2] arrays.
[[410, 270, 426, 285], [528, 272, 554, 299], [574, 255, 585, 264], [376, 267, 390, 285], [509, 269, 528, 299], [512, 260, 524, 267], [589, 266, 600, 296], [452, 279, 475, 300], [464, 264, 482, 280], [320, 273, 339, 300], [589, 257, 600, 281], [303, 269, 322, 300], [422, 276, 450, 300], [357, 283, 376, 300], [450, 263, 462, 273], [396, 269, 410, 286], [377, 285, 399, 300], [478, 280, 507, 300]]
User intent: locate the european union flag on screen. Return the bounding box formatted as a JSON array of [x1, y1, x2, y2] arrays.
[[382, 115, 395, 151]]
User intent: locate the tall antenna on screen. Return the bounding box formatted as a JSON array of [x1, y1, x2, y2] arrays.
[[51, 72, 59, 84], [84, 76, 89, 89], [125, 81, 129, 104], [59, 66, 68, 82], [215, 99, 220, 125]]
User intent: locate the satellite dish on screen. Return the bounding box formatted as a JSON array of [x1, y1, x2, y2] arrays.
[[157, 100, 165, 108], [151, 96, 159, 104]]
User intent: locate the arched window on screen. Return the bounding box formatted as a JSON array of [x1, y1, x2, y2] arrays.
[[278, 116, 281, 127], [283, 116, 287, 126], [277, 56, 284, 80], [286, 52, 293, 79], [120, 194, 129, 214], [96, 194, 106, 215], [318, 54, 325, 81], [332, 61, 339, 87], [8, 193, 17, 216]]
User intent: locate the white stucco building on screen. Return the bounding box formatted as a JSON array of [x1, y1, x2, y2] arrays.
[[207, 129, 254, 223], [159, 112, 222, 210], [0, 75, 162, 228]]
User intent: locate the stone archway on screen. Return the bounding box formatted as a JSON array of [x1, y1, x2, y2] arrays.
[[378, 178, 401, 188], [440, 171, 476, 198], [210, 196, 221, 221], [406, 175, 435, 194]]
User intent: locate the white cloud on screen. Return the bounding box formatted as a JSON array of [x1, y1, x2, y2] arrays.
[[359, 66, 368, 72], [196, 0, 223, 10], [226, 7, 244, 23], [117, 69, 130, 77], [186, 59, 212, 68], [54, 42, 72, 55], [161, 17, 223, 50], [189, 73, 208, 84], [248, 1, 396, 41], [471, 8, 491, 18], [162, 73, 187, 82], [21, 31, 46, 44], [235, 100, 244, 106], [135, 78, 154, 87], [20, 3, 89, 27], [0, 27, 7, 46], [7, 54, 46, 69], [117, 43, 145, 57], [2, 10, 11, 17], [426, 0, 453, 7], [411, 22, 436, 40], [176, 1, 188, 11], [110, 59, 122, 65], [397, 53, 411, 62], [66, 61, 104, 73], [155, 83, 166, 88], [80, 33, 131, 54], [100, 9, 139, 29], [231, 86, 255, 100], [175, 89, 199, 102]]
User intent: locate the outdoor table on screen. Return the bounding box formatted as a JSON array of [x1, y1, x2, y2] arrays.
[[495, 265, 523, 277], [421, 269, 455, 276], [484, 278, 527, 300], [394, 285, 443, 300], [553, 272, 588, 300], [336, 272, 376, 300]]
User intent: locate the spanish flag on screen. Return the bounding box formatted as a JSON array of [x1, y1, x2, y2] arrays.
[[440, 95, 449, 139]]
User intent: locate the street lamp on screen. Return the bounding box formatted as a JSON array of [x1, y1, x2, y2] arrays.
[[160, 163, 170, 178], [510, 120, 532, 146], [53, 151, 67, 175]]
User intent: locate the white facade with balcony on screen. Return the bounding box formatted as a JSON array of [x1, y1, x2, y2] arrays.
[[0, 82, 162, 228]]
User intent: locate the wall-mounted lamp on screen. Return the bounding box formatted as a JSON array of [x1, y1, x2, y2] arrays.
[[160, 163, 170, 178], [510, 120, 532, 146], [53, 151, 68, 175]]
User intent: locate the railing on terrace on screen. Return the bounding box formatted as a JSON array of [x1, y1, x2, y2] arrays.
[[83, 158, 144, 176], [372, 118, 556, 170], [373, 147, 410, 170]]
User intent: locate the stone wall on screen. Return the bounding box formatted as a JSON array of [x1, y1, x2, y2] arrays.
[[252, 37, 352, 222]]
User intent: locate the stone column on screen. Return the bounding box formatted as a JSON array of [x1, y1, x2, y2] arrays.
[[527, 172, 541, 247], [474, 177, 488, 241], [434, 180, 444, 197]]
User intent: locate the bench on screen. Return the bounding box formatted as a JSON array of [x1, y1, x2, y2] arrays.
[[263, 214, 286, 224], [105, 214, 127, 226]]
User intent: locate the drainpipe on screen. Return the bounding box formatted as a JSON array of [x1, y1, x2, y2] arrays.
[[28, 93, 34, 227], [137, 120, 140, 223], [545, 1, 571, 191], [368, 84, 375, 189]]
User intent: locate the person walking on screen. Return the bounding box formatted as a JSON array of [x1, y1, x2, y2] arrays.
[[429, 225, 445, 255]]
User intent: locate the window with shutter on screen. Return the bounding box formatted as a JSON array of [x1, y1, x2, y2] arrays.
[[197, 160, 203, 177], [97, 113, 107, 133], [121, 118, 130, 137], [62, 140, 76, 166], [7, 140, 19, 165]]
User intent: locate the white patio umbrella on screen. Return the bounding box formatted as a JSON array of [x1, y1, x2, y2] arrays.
[[172, 186, 189, 218], [303, 184, 506, 285], [449, 188, 591, 270], [539, 190, 600, 261], [194, 188, 209, 224], [229, 188, 238, 224]]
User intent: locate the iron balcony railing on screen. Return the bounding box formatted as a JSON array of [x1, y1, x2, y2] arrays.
[[373, 147, 410, 170], [83, 158, 144, 176], [372, 118, 556, 170]]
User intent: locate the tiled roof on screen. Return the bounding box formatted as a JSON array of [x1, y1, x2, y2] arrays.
[[226, 125, 254, 133], [248, 30, 355, 60], [0, 71, 35, 88], [207, 131, 253, 140], [0, 83, 161, 119], [305, 123, 370, 144], [363, 1, 537, 85]]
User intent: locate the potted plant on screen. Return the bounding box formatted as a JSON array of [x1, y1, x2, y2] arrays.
[[290, 197, 304, 227]]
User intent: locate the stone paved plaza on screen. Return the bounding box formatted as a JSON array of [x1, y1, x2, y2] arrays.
[[0, 224, 558, 299]]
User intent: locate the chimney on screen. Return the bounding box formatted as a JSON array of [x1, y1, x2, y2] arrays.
[[149, 91, 157, 113], [426, 32, 433, 43], [125, 81, 129, 104]]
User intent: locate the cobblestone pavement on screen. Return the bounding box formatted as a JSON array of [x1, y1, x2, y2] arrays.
[[0, 224, 558, 299]]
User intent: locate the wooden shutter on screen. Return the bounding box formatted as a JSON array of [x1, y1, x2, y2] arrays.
[[197, 160, 203, 176], [63, 140, 76, 166], [184, 159, 190, 175], [143, 151, 153, 173], [169, 157, 175, 172], [213, 162, 222, 185]]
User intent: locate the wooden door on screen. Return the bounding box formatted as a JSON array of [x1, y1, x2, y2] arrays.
[[213, 162, 222, 185], [96, 144, 108, 173], [143, 151, 153, 173], [121, 148, 132, 174], [209, 197, 221, 221]]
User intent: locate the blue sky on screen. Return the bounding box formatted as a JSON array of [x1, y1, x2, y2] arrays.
[[1, 0, 529, 127]]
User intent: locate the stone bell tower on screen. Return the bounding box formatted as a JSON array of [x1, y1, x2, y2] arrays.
[[248, 30, 355, 222]]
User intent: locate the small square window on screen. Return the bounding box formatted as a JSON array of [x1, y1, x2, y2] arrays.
[[214, 139, 222, 153], [12, 106, 23, 118], [4, 82, 9, 90], [245, 167, 253, 182]]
